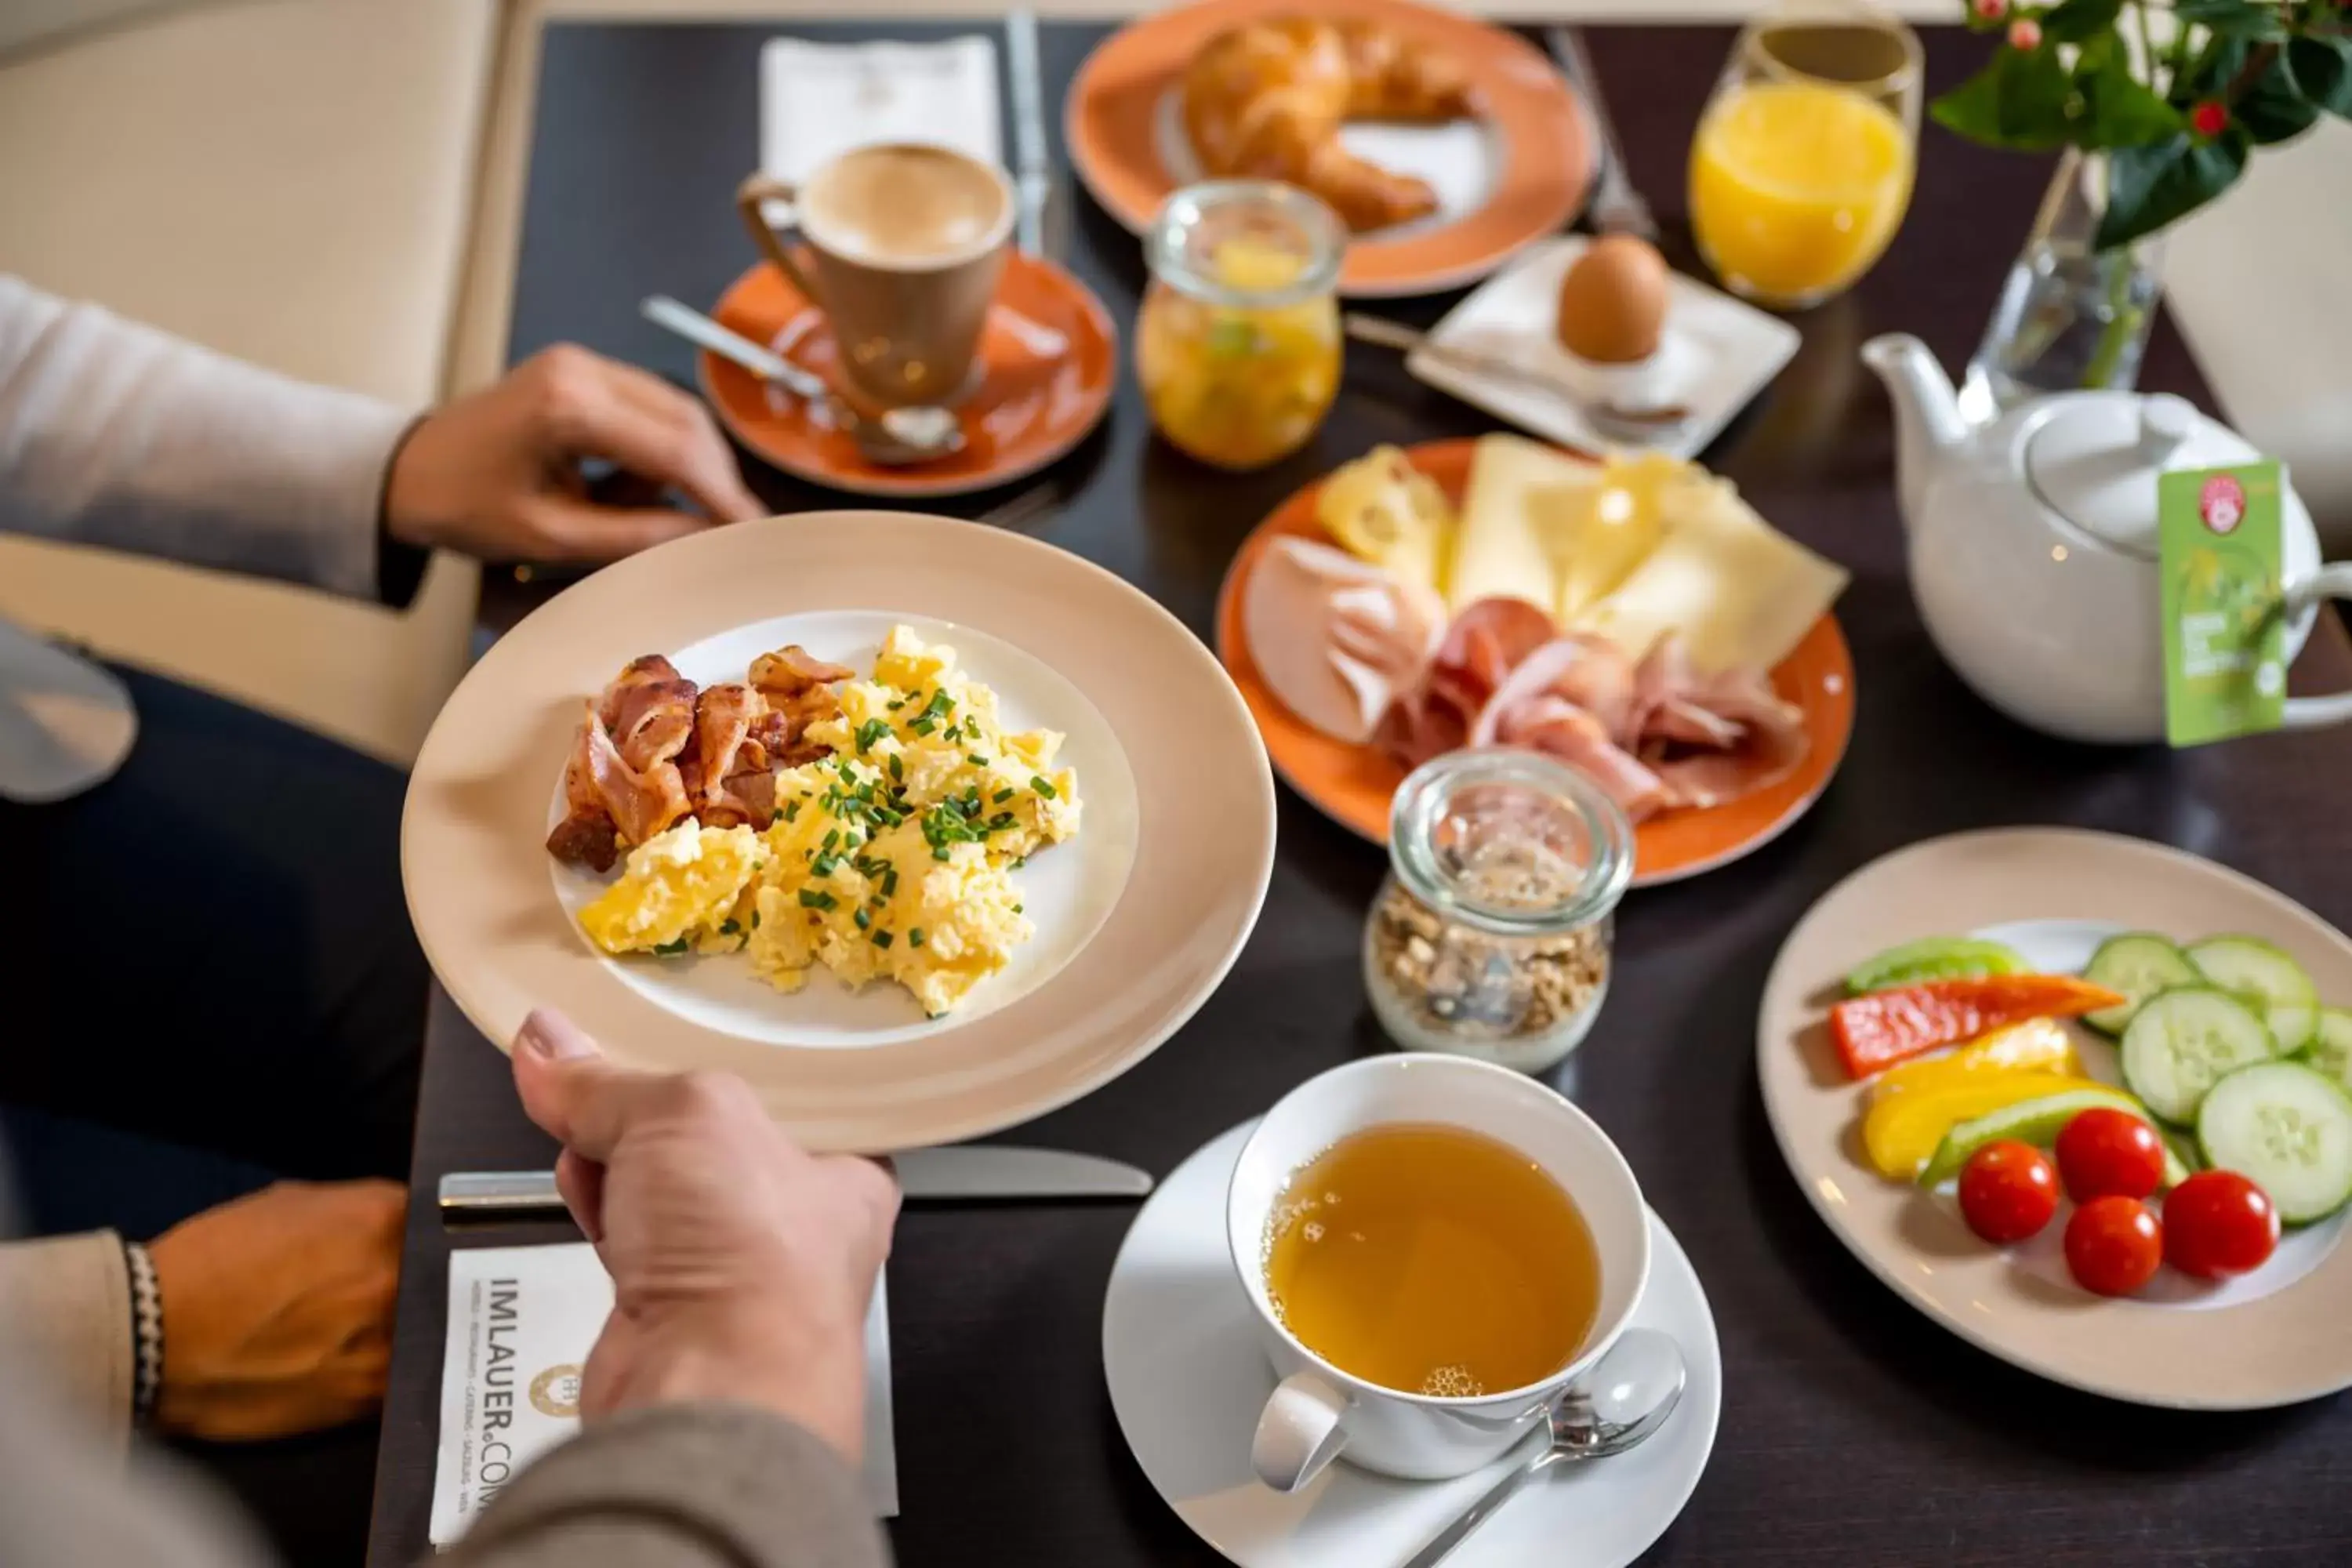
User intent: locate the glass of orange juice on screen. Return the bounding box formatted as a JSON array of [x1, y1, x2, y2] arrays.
[[1689, 0, 1921, 309]]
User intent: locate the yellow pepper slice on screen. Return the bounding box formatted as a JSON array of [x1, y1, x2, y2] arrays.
[[1867, 1018, 2079, 1102], [1860, 1070, 2110, 1181]]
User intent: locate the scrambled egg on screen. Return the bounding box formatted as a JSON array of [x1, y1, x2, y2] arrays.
[[576, 626, 1081, 1016]]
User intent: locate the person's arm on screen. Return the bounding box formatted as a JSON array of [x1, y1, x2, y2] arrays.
[[0, 1231, 136, 1443], [440, 1011, 901, 1568], [0, 275, 415, 601], [0, 276, 764, 608]]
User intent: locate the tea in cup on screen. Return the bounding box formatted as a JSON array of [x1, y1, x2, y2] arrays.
[[735, 143, 1013, 408], [1228, 1054, 1653, 1486]]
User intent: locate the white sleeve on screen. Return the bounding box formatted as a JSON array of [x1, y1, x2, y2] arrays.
[[0, 274, 417, 600]]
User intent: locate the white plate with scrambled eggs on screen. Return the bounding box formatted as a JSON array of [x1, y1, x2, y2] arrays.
[[553, 613, 1139, 1047], [402, 511, 1276, 1152]]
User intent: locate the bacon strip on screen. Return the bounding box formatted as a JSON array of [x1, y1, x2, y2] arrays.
[[546, 645, 854, 867]]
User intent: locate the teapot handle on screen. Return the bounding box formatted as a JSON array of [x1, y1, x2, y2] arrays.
[[2281, 562, 2352, 731]]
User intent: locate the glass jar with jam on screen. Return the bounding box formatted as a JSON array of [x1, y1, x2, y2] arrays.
[[1136, 180, 1345, 471], [1363, 749, 1634, 1074]]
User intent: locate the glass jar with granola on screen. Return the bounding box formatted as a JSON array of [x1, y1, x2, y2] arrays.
[[1363, 750, 1633, 1073]]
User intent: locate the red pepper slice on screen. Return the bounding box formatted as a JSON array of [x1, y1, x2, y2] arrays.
[[1829, 975, 2125, 1080]]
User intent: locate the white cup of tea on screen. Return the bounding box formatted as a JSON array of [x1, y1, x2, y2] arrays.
[[1227, 1054, 1653, 1489]]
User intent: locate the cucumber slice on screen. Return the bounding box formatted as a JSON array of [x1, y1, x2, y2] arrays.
[[1916, 1086, 2185, 1189], [2305, 1007, 2352, 1087], [2080, 932, 2198, 1035], [2120, 987, 2277, 1124], [1843, 936, 2031, 996], [2187, 935, 2319, 1053], [2195, 1060, 2352, 1224]]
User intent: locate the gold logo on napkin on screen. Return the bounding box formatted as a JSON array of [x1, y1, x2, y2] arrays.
[[529, 1363, 584, 1418]]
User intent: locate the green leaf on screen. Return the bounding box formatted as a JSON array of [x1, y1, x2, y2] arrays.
[[1929, 45, 2079, 151], [2042, 0, 2125, 43], [2170, 0, 2289, 39], [2288, 34, 2352, 117], [2098, 130, 2250, 248], [2236, 47, 2321, 143], [2079, 56, 2186, 146]]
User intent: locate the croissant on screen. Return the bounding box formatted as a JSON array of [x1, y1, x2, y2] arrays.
[[1181, 16, 1480, 234]]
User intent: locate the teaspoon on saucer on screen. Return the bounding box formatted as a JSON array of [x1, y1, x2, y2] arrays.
[[1398, 1328, 1686, 1568], [641, 295, 964, 466], [1345, 314, 1692, 439]]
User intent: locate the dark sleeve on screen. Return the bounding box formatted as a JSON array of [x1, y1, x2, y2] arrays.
[[437, 1403, 891, 1568]]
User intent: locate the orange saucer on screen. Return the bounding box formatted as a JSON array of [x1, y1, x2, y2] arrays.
[[1214, 439, 1857, 886], [701, 252, 1117, 499]]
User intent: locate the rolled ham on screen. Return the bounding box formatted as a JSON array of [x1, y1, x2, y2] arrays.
[[1245, 537, 1446, 745]]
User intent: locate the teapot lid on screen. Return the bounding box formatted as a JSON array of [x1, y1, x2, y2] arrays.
[[2024, 393, 2264, 559]]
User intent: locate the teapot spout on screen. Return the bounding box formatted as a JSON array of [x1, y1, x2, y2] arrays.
[[1861, 333, 1969, 532]]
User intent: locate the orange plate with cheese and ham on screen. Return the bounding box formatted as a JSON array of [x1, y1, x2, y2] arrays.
[[1213, 436, 1855, 884]]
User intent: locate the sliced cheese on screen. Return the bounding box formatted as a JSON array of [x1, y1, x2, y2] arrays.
[[1544, 451, 1689, 622], [1570, 477, 1848, 674], [1446, 434, 1598, 617]]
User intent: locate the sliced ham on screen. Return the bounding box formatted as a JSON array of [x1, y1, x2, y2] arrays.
[[1486, 695, 1672, 821], [1377, 611, 1809, 821], [1246, 537, 1446, 745]]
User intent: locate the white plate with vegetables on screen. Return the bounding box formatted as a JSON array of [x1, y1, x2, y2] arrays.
[[1758, 826, 2352, 1409]]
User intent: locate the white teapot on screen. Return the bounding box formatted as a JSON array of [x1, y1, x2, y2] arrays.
[[1860, 333, 2352, 745]]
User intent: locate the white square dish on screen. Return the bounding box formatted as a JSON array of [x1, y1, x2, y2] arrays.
[[1405, 234, 1801, 460]]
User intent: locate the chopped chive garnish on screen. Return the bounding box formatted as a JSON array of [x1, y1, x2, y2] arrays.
[[854, 907, 871, 930], [783, 800, 800, 822], [932, 846, 952, 862], [909, 927, 925, 947], [909, 719, 935, 736], [1031, 776, 1058, 799], [821, 829, 840, 851], [1012, 904, 1022, 914], [719, 919, 741, 937], [967, 753, 988, 767], [653, 935, 693, 956], [872, 930, 894, 949], [881, 869, 898, 896], [993, 788, 1015, 804], [855, 718, 890, 753], [887, 754, 904, 782], [798, 888, 837, 910]]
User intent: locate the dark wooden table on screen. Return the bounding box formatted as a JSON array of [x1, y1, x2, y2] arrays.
[[369, 18, 2352, 1568]]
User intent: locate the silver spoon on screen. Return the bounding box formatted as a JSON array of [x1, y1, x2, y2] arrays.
[[1345, 314, 1692, 438], [1399, 1328, 1686, 1568], [640, 295, 964, 466]]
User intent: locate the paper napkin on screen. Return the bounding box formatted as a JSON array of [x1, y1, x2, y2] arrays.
[[760, 34, 1004, 185], [429, 1243, 898, 1545]]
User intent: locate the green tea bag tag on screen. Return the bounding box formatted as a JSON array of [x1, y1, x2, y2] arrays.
[[2160, 459, 2286, 747]]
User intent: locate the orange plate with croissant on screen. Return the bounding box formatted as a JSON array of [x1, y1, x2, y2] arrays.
[[1070, 0, 1589, 296]]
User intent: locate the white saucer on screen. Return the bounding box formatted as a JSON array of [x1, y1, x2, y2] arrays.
[[1103, 1121, 1722, 1568], [1406, 234, 1800, 462]]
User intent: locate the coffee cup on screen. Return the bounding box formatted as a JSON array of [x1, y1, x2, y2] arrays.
[[735, 143, 1014, 408], [1227, 1054, 1653, 1489]]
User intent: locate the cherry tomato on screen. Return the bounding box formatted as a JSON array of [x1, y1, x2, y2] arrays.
[[2162, 1170, 2280, 1279], [2064, 1196, 2164, 1296], [2054, 1109, 2167, 1202], [1958, 1139, 2060, 1244]]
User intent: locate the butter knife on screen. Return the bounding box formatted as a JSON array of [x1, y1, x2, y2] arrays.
[[1006, 8, 1060, 260], [441, 1146, 1153, 1216]]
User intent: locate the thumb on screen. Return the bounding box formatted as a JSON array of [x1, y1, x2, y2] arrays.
[[512, 1008, 655, 1160]]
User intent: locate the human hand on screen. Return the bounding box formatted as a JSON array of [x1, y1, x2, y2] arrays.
[[384, 344, 764, 564], [147, 1179, 405, 1440], [510, 1009, 898, 1463]]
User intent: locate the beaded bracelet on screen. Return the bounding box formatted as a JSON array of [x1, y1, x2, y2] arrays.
[[122, 1239, 163, 1426]]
